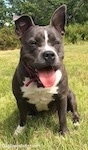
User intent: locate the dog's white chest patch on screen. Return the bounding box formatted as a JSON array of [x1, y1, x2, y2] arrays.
[[21, 70, 62, 111]]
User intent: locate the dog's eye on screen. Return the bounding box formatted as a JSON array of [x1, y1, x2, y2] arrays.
[[29, 40, 36, 45], [55, 40, 60, 45]]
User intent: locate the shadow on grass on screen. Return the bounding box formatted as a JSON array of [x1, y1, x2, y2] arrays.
[[2, 110, 59, 144]]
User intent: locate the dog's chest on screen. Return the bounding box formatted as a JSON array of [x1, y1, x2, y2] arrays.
[[21, 77, 58, 111], [21, 70, 62, 111]]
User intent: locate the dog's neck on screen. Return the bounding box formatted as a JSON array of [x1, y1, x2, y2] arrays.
[[21, 60, 44, 87]]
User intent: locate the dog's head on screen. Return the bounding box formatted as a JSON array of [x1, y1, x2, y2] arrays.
[[13, 5, 67, 87]]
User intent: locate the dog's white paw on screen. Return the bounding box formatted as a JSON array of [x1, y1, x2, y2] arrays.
[[73, 122, 80, 127], [14, 125, 25, 136]]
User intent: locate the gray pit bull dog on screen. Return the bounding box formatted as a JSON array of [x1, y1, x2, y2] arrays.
[[12, 5, 79, 136]]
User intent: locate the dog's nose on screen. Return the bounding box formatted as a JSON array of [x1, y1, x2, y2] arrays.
[[43, 51, 55, 62]]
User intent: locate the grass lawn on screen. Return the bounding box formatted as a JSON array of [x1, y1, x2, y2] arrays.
[[0, 43, 88, 150]]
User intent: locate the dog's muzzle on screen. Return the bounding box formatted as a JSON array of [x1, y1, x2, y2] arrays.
[[21, 49, 61, 88]]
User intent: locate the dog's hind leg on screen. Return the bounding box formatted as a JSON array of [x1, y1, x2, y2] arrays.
[[67, 89, 80, 126]]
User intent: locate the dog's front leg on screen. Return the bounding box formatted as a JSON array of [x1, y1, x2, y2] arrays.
[[14, 101, 28, 136], [55, 95, 68, 135]]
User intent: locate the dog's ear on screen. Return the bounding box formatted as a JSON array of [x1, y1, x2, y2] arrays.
[[13, 15, 35, 38], [50, 5, 67, 35]]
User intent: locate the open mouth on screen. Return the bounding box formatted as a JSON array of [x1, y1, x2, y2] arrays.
[[37, 66, 57, 87]]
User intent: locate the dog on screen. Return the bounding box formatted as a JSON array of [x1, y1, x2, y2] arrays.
[[12, 5, 79, 136]]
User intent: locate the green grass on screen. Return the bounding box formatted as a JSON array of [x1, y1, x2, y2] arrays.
[[0, 43, 88, 150]]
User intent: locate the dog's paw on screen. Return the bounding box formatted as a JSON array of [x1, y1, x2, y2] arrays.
[[14, 125, 25, 136], [59, 128, 69, 136], [73, 122, 80, 128]]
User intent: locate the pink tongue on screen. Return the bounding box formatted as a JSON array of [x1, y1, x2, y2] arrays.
[[38, 69, 56, 87]]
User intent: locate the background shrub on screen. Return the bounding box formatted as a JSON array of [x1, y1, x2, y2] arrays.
[[0, 27, 20, 50], [65, 22, 88, 43]]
